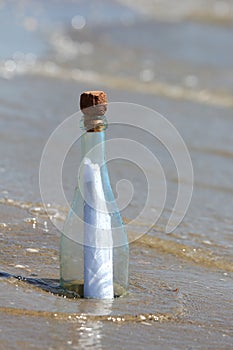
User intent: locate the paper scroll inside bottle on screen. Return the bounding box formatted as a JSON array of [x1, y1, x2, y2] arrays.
[[83, 157, 114, 299]]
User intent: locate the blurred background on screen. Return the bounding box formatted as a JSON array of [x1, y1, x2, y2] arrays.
[[0, 1, 233, 349], [0, 0, 233, 199]]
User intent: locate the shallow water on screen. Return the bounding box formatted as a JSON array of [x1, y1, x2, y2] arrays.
[[0, 1, 233, 349]]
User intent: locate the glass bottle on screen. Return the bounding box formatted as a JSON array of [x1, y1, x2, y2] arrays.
[[60, 91, 129, 298]]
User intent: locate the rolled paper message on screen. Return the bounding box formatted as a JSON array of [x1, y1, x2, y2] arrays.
[[83, 157, 114, 299]]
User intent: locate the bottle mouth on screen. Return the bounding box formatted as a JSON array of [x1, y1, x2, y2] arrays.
[[80, 91, 108, 132], [80, 114, 108, 132]]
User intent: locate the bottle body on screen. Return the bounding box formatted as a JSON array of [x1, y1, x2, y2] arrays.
[[60, 128, 129, 297]]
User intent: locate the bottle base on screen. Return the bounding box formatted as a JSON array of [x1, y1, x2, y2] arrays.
[[60, 278, 127, 298]]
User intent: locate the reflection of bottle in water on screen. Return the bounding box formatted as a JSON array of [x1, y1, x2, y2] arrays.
[[78, 299, 113, 349], [60, 91, 129, 298], [78, 320, 103, 350]]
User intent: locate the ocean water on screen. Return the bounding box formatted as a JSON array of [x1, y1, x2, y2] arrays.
[[0, 1, 233, 349]]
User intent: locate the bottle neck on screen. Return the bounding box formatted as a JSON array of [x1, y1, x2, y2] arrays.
[[81, 114, 107, 165], [81, 130, 106, 165]]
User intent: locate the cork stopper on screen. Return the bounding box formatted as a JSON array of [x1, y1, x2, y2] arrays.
[[80, 91, 108, 132], [80, 91, 107, 116]]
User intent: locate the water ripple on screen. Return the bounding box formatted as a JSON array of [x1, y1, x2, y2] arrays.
[[0, 60, 232, 108]]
